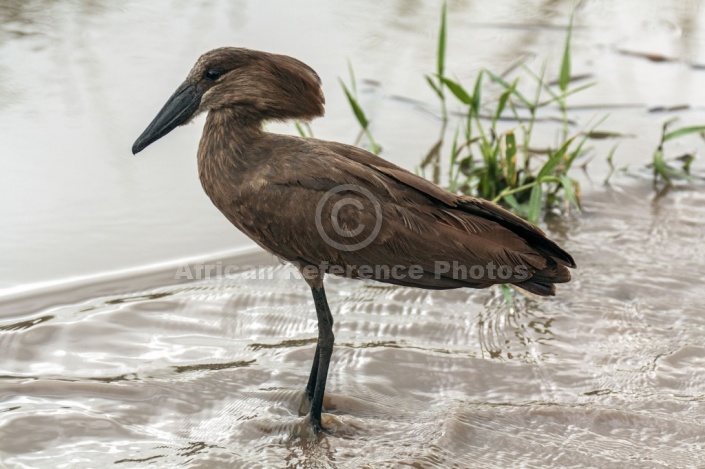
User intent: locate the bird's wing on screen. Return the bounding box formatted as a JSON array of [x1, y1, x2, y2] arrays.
[[233, 136, 572, 293], [319, 140, 576, 269]]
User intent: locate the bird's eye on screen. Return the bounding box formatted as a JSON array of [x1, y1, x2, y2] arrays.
[[205, 69, 223, 81]]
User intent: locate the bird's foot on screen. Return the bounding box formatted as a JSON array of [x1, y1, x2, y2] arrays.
[[308, 412, 349, 435], [311, 415, 325, 433], [302, 393, 327, 433]]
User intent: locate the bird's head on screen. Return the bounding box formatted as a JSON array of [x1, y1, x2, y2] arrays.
[[132, 47, 325, 154]]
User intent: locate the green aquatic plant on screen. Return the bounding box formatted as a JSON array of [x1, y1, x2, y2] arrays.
[[294, 120, 314, 139], [650, 118, 704, 187], [419, 3, 594, 224], [301, 62, 382, 154], [339, 62, 381, 155]]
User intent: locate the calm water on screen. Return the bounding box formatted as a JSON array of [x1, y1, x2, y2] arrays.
[[1, 0, 705, 467]]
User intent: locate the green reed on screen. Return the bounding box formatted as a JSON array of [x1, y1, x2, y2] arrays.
[[418, 2, 596, 224], [339, 62, 381, 155], [649, 119, 704, 187]]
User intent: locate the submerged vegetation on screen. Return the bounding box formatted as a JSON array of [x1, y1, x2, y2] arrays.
[[314, 2, 703, 223]]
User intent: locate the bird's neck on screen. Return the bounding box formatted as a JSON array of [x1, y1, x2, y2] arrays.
[[197, 108, 265, 208], [200, 107, 264, 153]]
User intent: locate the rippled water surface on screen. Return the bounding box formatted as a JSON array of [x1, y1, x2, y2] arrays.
[[2, 0, 705, 467], [2, 184, 705, 467]]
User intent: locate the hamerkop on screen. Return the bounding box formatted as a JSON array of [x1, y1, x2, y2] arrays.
[[132, 47, 575, 432]]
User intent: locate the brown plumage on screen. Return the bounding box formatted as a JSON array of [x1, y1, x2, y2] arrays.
[[133, 47, 576, 432]]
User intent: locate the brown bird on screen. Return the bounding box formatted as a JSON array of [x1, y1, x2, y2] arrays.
[[132, 47, 575, 432]]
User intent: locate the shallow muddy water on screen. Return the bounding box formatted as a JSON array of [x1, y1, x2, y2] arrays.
[[2, 0, 705, 467], [1, 184, 704, 468]]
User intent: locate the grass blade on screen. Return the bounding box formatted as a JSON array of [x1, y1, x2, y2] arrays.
[[492, 180, 539, 203], [652, 147, 671, 184], [537, 153, 564, 181], [294, 121, 306, 138], [502, 193, 525, 214], [566, 115, 608, 169], [426, 75, 443, 100], [485, 70, 533, 109], [559, 13, 573, 92], [347, 60, 357, 95], [538, 82, 595, 107], [603, 144, 619, 185], [505, 131, 517, 185], [340, 79, 369, 129], [559, 175, 580, 209], [663, 125, 705, 142], [471, 70, 483, 115], [494, 78, 518, 125], [528, 184, 543, 224], [439, 76, 472, 105], [420, 139, 443, 169], [437, 1, 447, 79], [537, 136, 575, 180], [499, 284, 515, 308]]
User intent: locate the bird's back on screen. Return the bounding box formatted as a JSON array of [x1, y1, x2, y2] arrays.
[[206, 132, 574, 296]]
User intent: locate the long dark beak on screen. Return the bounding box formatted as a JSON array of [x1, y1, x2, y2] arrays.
[[132, 81, 202, 154]]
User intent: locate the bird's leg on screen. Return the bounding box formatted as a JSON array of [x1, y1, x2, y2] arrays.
[[297, 264, 335, 431], [309, 285, 335, 432], [305, 343, 320, 402]]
